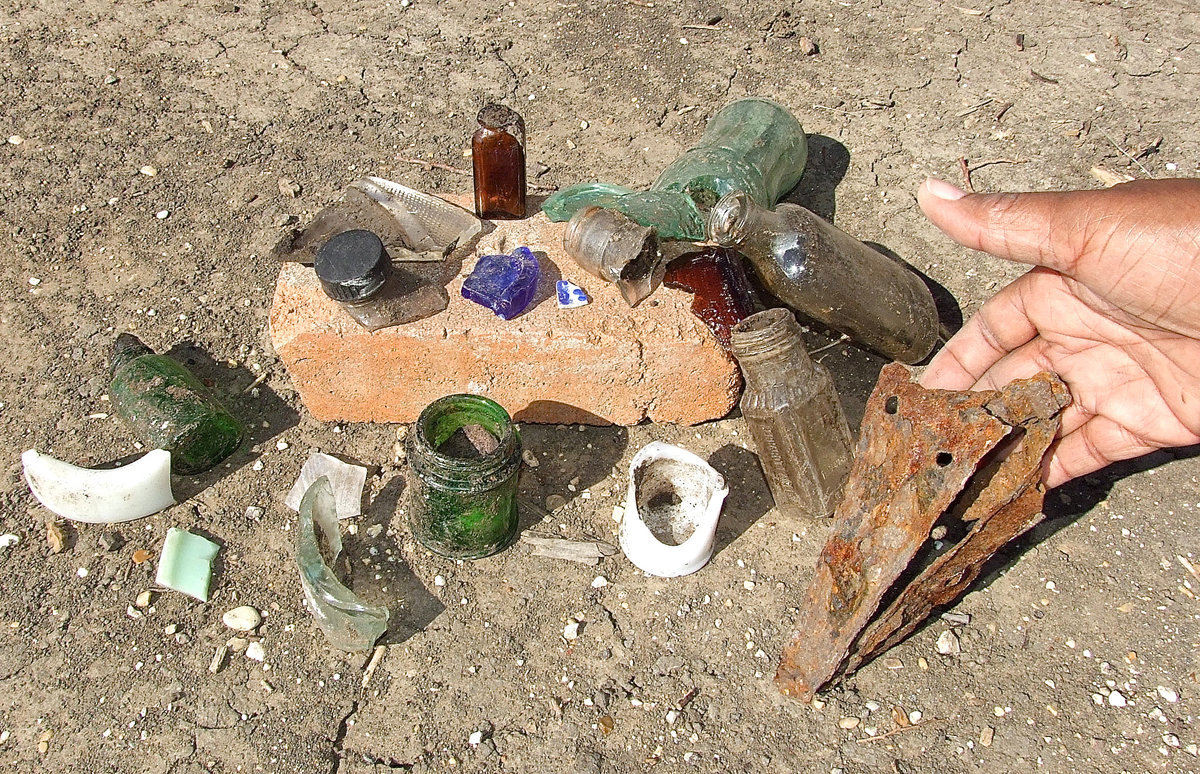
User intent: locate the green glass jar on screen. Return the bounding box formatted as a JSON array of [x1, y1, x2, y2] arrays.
[[109, 333, 245, 475], [406, 395, 521, 559]]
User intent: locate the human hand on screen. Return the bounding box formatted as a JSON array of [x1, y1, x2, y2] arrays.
[[916, 177, 1200, 487]]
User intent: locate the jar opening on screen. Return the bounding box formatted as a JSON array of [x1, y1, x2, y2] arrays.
[[409, 395, 520, 488]]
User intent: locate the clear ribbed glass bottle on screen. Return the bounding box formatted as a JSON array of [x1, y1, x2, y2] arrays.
[[710, 191, 939, 364], [730, 308, 853, 519]]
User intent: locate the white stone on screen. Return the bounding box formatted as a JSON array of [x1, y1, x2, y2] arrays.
[[0, 534, 19, 548], [222, 606, 262, 631], [1157, 685, 1179, 703], [563, 620, 580, 641], [1108, 690, 1127, 708], [591, 576, 608, 588], [837, 717, 860, 729], [936, 630, 961, 655], [468, 731, 483, 746], [245, 641, 265, 662]]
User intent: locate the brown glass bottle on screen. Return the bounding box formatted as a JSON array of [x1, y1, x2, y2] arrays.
[[664, 247, 760, 349], [472, 104, 526, 219]]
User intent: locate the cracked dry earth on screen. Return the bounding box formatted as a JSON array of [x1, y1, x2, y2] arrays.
[[1, 1, 1199, 772]]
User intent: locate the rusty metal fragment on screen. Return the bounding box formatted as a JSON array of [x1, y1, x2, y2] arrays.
[[776, 363, 1070, 701]]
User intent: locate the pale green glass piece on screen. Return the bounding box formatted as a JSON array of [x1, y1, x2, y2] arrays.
[[155, 528, 220, 602], [542, 98, 806, 242], [297, 477, 389, 651], [541, 182, 635, 221]]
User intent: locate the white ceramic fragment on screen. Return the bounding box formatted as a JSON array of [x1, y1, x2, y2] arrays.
[[21, 448, 175, 524], [284, 452, 368, 518], [618, 441, 728, 577]]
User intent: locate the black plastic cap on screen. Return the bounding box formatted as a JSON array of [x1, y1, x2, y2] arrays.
[[315, 229, 390, 303]]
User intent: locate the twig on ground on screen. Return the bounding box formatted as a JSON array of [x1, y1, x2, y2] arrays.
[[955, 98, 993, 117], [856, 717, 943, 743], [959, 158, 974, 191], [682, 23, 723, 30], [1102, 133, 1153, 177], [394, 157, 558, 191], [968, 158, 1028, 172]]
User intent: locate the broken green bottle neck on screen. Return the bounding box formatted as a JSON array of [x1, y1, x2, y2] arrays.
[[110, 332, 155, 375]]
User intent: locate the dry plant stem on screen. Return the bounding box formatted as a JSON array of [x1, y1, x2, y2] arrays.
[[395, 157, 558, 192], [1101, 134, 1153, 177], [968, 159, 1028, 173], [959, 158, 974, 192], [855, 717, 943, 744]]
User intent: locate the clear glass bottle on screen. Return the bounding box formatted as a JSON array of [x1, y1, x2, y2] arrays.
[[314, 229, 447, 330], [709, 191, 939, 364], [406, 394, 522, 559], [472, 104, 527, 219], [109, 333, 245, 475], [730, 308, 853, 520]]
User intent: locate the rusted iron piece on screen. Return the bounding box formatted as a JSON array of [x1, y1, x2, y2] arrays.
[[776, 363, 1070, 701]]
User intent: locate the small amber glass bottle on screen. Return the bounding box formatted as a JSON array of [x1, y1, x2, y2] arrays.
[[472, 104, 527, 219], [730, 308, 854, 520]]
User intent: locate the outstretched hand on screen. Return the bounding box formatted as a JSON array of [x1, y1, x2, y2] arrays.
[[917, 177, 1200, 488]]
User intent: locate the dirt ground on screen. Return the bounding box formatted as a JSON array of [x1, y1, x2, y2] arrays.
[[2, 0, 1199, 772]]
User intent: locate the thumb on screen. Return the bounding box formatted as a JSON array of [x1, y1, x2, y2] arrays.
[[917, 178, 1084, 274]]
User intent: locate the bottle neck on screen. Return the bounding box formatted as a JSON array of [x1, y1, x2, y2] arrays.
[[110, 333, 153, 375], [730, 308, 816, 385], [707, 190, 774, 248]]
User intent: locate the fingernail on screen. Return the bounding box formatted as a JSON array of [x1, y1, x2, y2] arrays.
[[924, 178, 968, 201]]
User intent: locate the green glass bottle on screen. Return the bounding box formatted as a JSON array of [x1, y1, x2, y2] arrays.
[[542, 97, 808, 241], [406, 394, 521, 559], [108, 334, 246, 475]]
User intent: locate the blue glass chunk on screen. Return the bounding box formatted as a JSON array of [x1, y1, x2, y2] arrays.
[[461, 246, 541, 319]]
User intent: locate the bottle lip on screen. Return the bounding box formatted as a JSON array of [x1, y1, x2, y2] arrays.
[[110, 332, 153, 375], [476, 104, 525, 134], [315, 230, 390, 303], [706, 191, 752, 245], [730, 308, 809, 362], [407, 394, 521, 490]]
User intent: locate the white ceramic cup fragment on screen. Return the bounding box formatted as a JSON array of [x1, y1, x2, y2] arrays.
[[619, 441, 729, 577], [21, 448, 176, 523]]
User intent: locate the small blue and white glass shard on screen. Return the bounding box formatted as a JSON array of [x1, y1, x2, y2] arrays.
[[460, 246, 541, 319], [556, 279, 590, 309]]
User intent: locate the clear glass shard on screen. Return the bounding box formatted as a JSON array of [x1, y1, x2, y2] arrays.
[[297, 477, 390, 651]]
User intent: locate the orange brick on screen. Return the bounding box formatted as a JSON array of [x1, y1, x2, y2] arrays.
[[269, 205, 740, 426]]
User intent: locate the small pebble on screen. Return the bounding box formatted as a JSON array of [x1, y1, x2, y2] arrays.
[[665, 710, 678, 725], [163, 624, 178, 635], [7, 135, 22, 145], [591, 576, 609, 588], [252, 460, 264, 471], [936, 630, 961, 655], [139, 165, 157, 177], [222, 605, 262, 631], [434, 575, 445, 587], [98, 531, 123, 551], [275, 440, 289, 451], [134, 590, 153, 608], [798, 36, 819, 56], [865, 701, 880, 712], [468, 731, 483, 746], [908, 710, 923, 724], [1165, 734, 1181, 748], [245, 641, 266, 662], [837, 717, 860, 729], [245, 506, 264, 520], [0, 534, 19, 549], [1157, 685, 1179, 703], [979, 727, 994, 747], [563, 619, 580, 641], [76, 567, 88, 578], [227, 637, 249, 653], [132, 549, 152, 564], [522, 449, 539, 468], [743, 581, 756, 591], [28, 277, 40, 286], [1108, 690, 1127, 708], [155, 210, 169, 219], [366, 524, 383, 538]]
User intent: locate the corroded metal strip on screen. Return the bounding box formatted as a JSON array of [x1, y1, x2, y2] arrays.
[[775, 364, 1070, 701]]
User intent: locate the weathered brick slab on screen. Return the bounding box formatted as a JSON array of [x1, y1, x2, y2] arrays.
[[269, 201, 741, 426]]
